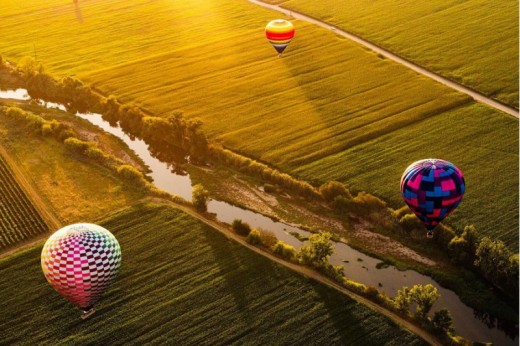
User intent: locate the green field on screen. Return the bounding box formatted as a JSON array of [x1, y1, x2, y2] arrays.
[[266, 0, 519, 109], [0, 0, 517, 247], [0, 101, 145, 226], [296, 103, 519, 246], [0, 154, 48, 249], [0, 203, 426, 345]]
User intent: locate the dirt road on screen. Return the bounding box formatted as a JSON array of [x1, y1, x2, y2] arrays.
[[249, 0, 519, 118]]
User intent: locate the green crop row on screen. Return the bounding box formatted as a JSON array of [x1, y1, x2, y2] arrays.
[[0, 203, 426, 345], [267, 0, 519, 108], [0, 155, 48, 249]]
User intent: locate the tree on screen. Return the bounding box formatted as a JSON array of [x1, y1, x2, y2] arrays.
[[232, 219, 251, 236], [475, 237, 518, 297], [394, 286, 412, 313], [319, 181, 352, 203], [409, 284, 440, 319], [474, 237, 510, 285], [299, 231, 334, 266], [192, 184, 209, 212], [431, 309, 454, 334]]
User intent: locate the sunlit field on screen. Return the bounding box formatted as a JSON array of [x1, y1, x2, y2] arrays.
[[0, 0, 517, 247], [0, 102, 144, 226], [0, 203, 426, 345], [265, 0, 519, 109]]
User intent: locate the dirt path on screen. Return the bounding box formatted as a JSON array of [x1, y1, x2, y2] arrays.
[[148, 197, 442, 346], [249, 0, 519, 118], [0, 144, 61, 228], [1, 192, 441, 344]]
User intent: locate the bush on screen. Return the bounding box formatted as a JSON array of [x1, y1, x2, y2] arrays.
[[64, 137, 91, 154], [319, 181, 352, 203], [232, 219, 251, 236], [317, 262, 344, 282], [399, 213, 423, 232], [259, 229, 278, 248], [272, 241, 297, 261], [246, 229, 261, 245], [192, 184, 209, 212], [116, 164, 147, 188]]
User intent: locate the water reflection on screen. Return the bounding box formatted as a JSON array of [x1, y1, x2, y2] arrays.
[[0, 88, 517, 345]]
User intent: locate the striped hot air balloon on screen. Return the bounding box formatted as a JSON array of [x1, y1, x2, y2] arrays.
[[265, 19, 295, 56], [400, 159, 465, 238], [41, 223, 121, 319]]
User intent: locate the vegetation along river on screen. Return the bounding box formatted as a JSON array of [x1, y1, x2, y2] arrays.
[[0, 88, 517, 345]]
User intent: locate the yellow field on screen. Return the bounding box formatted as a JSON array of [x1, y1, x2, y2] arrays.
[[267, 0, 519, 109], [0, 0, 517, 246]]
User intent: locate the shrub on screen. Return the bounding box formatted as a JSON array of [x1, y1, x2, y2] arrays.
[[399, 213, 423, 232], [319, 181, 352, 203], [64, 137, 91, 154], [116, 165, 147, 188], [246, 229, 261, 245], [351, 191, 386, 215], [192, 184, 209, 212], [232, 219, 251, 236], [317, 262, 344, 282], [392, 205, 410, 220], [272, 241, 297, 261], [299, 232, 334, 266], [258, 229, 278, 248], [364, 286, 381, 301]]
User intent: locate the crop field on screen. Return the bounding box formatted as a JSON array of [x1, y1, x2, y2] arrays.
[[0, 203, 426, 345], [0, 154, 48, 250], [0, 0, 517, 246], [296, 103, 519, 248], [266, 0, 519, 109], [0, 102, 145, 225]]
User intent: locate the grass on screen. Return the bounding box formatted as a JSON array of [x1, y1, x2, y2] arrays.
[[0, 154, 48, 249], [266, 0, 519, 108], [0, 203, 427, 345], [0, 101, 145, 226], [0, 0, 516, 248], [295, 103, 519, 248]]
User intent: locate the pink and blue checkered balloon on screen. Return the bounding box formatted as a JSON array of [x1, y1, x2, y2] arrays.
[[41, 224, 121, 310], [400, 159, 465, 231]]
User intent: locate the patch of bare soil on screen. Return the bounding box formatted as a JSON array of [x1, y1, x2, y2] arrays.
[[74, 127, 143, 169], [352, 221, 436, 267]]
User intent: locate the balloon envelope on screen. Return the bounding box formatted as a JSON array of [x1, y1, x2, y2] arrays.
[[41, 223, 121, 309], [265, 19, 295, 54], [400, 159, 465, 231]]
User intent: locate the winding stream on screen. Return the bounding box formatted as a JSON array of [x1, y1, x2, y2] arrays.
[[1, 88, 517, 345]]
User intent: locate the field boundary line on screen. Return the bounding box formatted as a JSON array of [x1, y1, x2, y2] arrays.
[[0, 143, 61, 231], [248, 0, 519, 118]]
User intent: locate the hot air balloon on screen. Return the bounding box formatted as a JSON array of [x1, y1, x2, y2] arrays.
[[265, 19, 295, 57], [400, 159, 465, 238], [41, 223, 121, 319]]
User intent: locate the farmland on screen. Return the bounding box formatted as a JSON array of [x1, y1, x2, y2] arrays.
[[0, 1, 517, 244], [0, 101, 145, 227], [0, 203, 427, 345], [265, 0, 519, 109], [295, 103, 519, 246], [0, 153, 48, 250]]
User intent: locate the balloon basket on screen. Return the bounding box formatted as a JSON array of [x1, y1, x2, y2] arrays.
[[81, 307, 96, 320]]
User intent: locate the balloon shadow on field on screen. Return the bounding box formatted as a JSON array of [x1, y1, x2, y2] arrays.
[[199, 225, 281, 328], [73, 0, 83, 23]]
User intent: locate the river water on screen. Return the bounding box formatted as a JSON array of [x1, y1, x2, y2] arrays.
[[1, 88, 517, 345]]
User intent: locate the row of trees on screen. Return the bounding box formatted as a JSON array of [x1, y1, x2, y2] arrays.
[[8, 58, 517, 304], [229, 219, 457, 341]]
